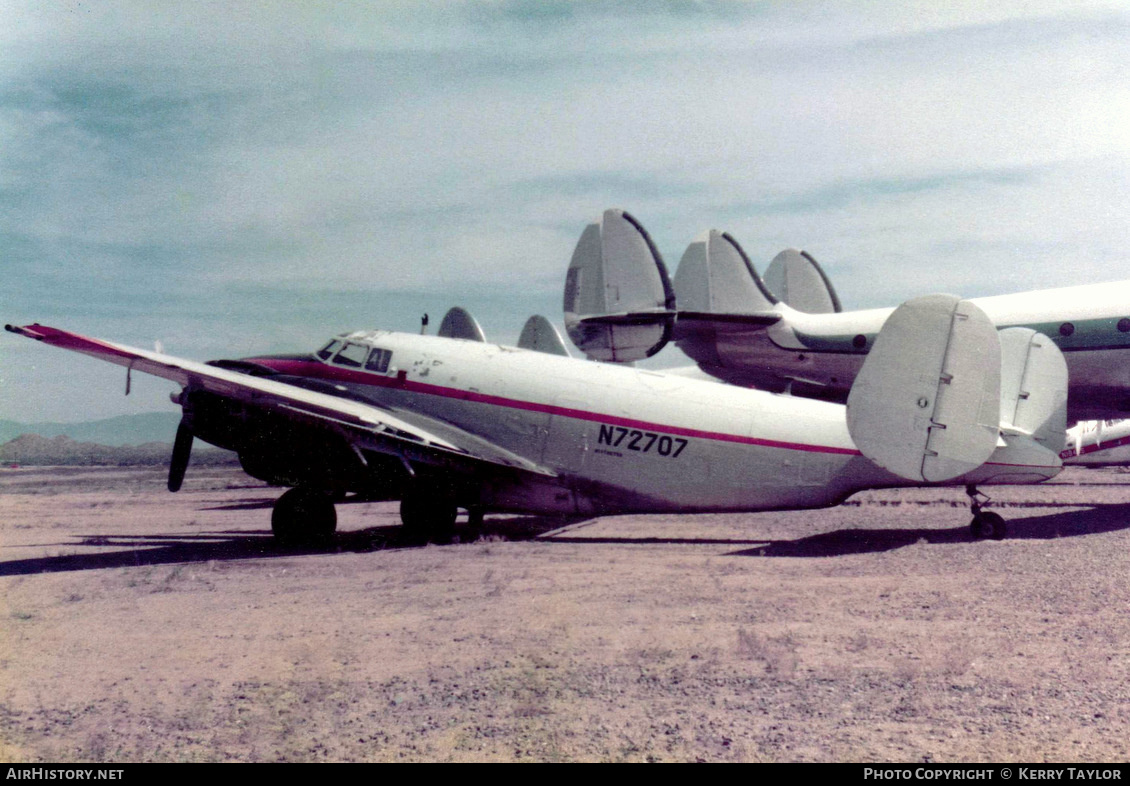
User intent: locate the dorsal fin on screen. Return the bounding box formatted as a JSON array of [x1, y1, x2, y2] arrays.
[[517, 315, 571, 356], [763, 249, 842, 314], [437, 307, 486, 341]]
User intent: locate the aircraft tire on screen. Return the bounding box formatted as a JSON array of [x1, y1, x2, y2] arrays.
[[982, 511, 1007, 540], [970, 512, 1006, 541], [970, 515, 991, 540], [400, 492, 457, 545], [272, 486, 337, 546]]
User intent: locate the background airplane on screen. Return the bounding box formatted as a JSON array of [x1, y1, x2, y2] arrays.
[[6, 287, 1067, 545], [1063, 419, 1130, 465], [564, 209, 1130, 421]]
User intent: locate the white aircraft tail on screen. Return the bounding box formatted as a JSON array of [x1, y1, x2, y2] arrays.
[[998, 327, 1068, 446], [518, 315, 571, 357], [563, 209, 676, 362], [564, 212, 785, 362], [763, 249, 842, 314], [437, 307, 486, 342], [673, 230, 777, 314], [846, 295, 1066, 482]]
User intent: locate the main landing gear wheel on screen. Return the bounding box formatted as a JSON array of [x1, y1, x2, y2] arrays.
[[966, 486, 1007, 541], [272, 486, 337, 546], [400, 492, 458, 545], [464, 507, 485, 543]]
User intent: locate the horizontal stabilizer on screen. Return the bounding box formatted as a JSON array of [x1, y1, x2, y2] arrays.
[[437, 307, 486, 342], [763, 249, 842, 314], [517, 315, 571, 357], [574, 310, 674, 326], [675, 310, 781, 327], [563, 209, 675, 362], [846, 294, 1001, 482], [673, 230, 778, 314]]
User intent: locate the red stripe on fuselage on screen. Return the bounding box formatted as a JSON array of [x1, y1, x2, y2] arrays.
[[250, 357, 862, 456], [1060, 433, 1130, 459]]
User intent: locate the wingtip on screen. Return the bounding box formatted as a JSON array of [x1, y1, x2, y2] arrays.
[[5, 323, 44, 339]]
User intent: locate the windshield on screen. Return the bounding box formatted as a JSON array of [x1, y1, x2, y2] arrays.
[[316, 339, 342, 360], [333, 342, 369, 367]]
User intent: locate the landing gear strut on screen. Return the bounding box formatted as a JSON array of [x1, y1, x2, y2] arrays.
[[464, 506, 485, 543], [966, 485, 1006, 540], [400, 489, 458, 545], [272, 486, 337, 546]]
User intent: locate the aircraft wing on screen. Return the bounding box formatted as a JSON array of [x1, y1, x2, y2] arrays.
[[5, 323, 555, 477]]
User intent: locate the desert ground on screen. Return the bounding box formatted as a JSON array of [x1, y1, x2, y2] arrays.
[[1, 464, 1128, 762]]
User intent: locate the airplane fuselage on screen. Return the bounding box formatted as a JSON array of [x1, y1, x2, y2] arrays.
[[683, 280, 1130, 420], [246, 331, 1059, 517]]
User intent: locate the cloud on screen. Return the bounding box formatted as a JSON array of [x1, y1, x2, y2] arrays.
[[2, 1, 1129, 420]]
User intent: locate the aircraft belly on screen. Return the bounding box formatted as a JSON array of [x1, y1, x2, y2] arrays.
[[329, 350, 899, 515], [535, 411, 870, 513], [685, 330, 864, 400]]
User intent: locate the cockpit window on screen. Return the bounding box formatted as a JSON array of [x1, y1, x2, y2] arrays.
[[333, 342, 369, 368], [365, 348, 392, 373], [316, 339, 342, 361]]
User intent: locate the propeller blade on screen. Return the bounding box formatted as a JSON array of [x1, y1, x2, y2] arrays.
[[168, 419, 194, 492]]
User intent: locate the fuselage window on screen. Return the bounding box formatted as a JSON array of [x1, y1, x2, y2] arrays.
[[333, 342, 369, 368], [317, 339, 342, 361], [365, 348, 392, 373]]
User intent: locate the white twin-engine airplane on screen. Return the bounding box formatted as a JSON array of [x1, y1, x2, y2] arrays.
[[564, 209, 1130, 422], [7, 289, 1065, 545]]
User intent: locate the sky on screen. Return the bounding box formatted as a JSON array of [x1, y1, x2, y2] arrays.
[[2, 0, 1129, 423]]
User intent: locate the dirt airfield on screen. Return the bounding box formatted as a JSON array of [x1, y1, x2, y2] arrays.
[[1, 465, 1128, 762]]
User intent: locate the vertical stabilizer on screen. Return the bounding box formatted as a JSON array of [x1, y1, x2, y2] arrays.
[[763, 249, 842, 314], [673, 230, 777, 314], [437, 307, 486, 342], [518, 315, 571, 357], [998, 327, 1067, 451], [563, 209, 675, 362], [847, 294, 1001, 482]]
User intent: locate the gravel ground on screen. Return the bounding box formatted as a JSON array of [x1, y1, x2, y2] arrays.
[[1, 465, 1128, 762]]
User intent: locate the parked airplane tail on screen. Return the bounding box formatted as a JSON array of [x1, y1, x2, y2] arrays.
[[437, 307, 486, 341], [673, 230, 777, 314], [517, 315, 571, 357], [846, 295, 1065, 483], [563, 209, 676, 362], [998, 327, 1068, 447], [564, 211, 781, 362], [763, 249, 842, 314]]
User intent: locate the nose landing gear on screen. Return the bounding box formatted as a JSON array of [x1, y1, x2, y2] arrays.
[[967, 485, 1006, 540]]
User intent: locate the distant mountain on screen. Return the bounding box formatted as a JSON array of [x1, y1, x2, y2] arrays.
[[0, 434, 239, 467], [0, 412, 183, 446]]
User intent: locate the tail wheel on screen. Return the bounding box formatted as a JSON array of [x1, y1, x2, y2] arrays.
[[970, 511, 1007, 541], [400, 491, 457, 545], [272, 486, 337, 546]]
